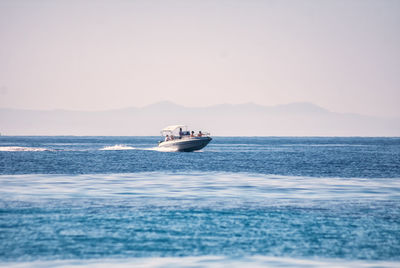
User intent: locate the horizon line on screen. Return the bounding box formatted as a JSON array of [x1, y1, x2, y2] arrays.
[[1, 134, 400, 138]]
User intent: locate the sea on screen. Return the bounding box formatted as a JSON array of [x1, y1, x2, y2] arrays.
[[0, 136, 399, 267]]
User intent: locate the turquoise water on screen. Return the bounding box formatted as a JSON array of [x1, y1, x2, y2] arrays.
[[0, 136, 399, 267]]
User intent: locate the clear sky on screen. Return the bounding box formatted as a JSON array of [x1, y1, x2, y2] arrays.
[[0, 0, 399, 117]]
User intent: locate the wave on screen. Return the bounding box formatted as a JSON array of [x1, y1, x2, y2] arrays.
[[0, 146, 50, 152], [1, 172, 399, 205], [1, 173, 399, 263], [2, 256, 399, 268]]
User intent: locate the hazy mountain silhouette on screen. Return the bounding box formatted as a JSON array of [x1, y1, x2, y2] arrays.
[[1, 101, 399, 136]]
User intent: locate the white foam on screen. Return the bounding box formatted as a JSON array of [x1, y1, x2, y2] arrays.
[[147, 146, 178, 152], [100, 145, 136, 151], [99, 145, 178, 152], [2, 256, 399, 268], [0, 146, 49, 152]]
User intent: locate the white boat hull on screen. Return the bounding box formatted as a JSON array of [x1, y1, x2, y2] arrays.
[[158, 137, 212, 152]]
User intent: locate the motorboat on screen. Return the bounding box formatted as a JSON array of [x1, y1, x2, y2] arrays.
[[158, 125, 212, 152]]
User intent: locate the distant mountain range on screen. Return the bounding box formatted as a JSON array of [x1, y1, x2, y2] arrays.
[[1, 101, 399, 136]]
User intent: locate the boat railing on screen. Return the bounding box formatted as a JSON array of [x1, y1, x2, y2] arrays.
[[198, 131, 210, 137], [186, 131, 210, 138], [163, 132, 210, 140]]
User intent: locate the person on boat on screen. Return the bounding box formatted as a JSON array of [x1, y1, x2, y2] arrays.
[[191, 131, 195, 137], [179, 128, 183, 138], [198, 131, 203, 137], [165, 135, 170, 141]]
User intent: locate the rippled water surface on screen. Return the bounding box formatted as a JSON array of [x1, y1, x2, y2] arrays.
[[0, 136, 399, 267]]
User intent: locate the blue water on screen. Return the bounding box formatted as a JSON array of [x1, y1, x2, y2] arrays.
[[0, 136, 399, 267]]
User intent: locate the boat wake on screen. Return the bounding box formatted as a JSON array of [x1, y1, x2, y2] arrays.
[[99, 145, 136, 151], [0, 145, 180, 153], [0, 146, 50, 152], [99, 144, 178, 152], [150, 146, 179, 152]]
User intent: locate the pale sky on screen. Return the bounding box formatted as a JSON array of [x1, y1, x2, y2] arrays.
[[0, 0, 399, 117]]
